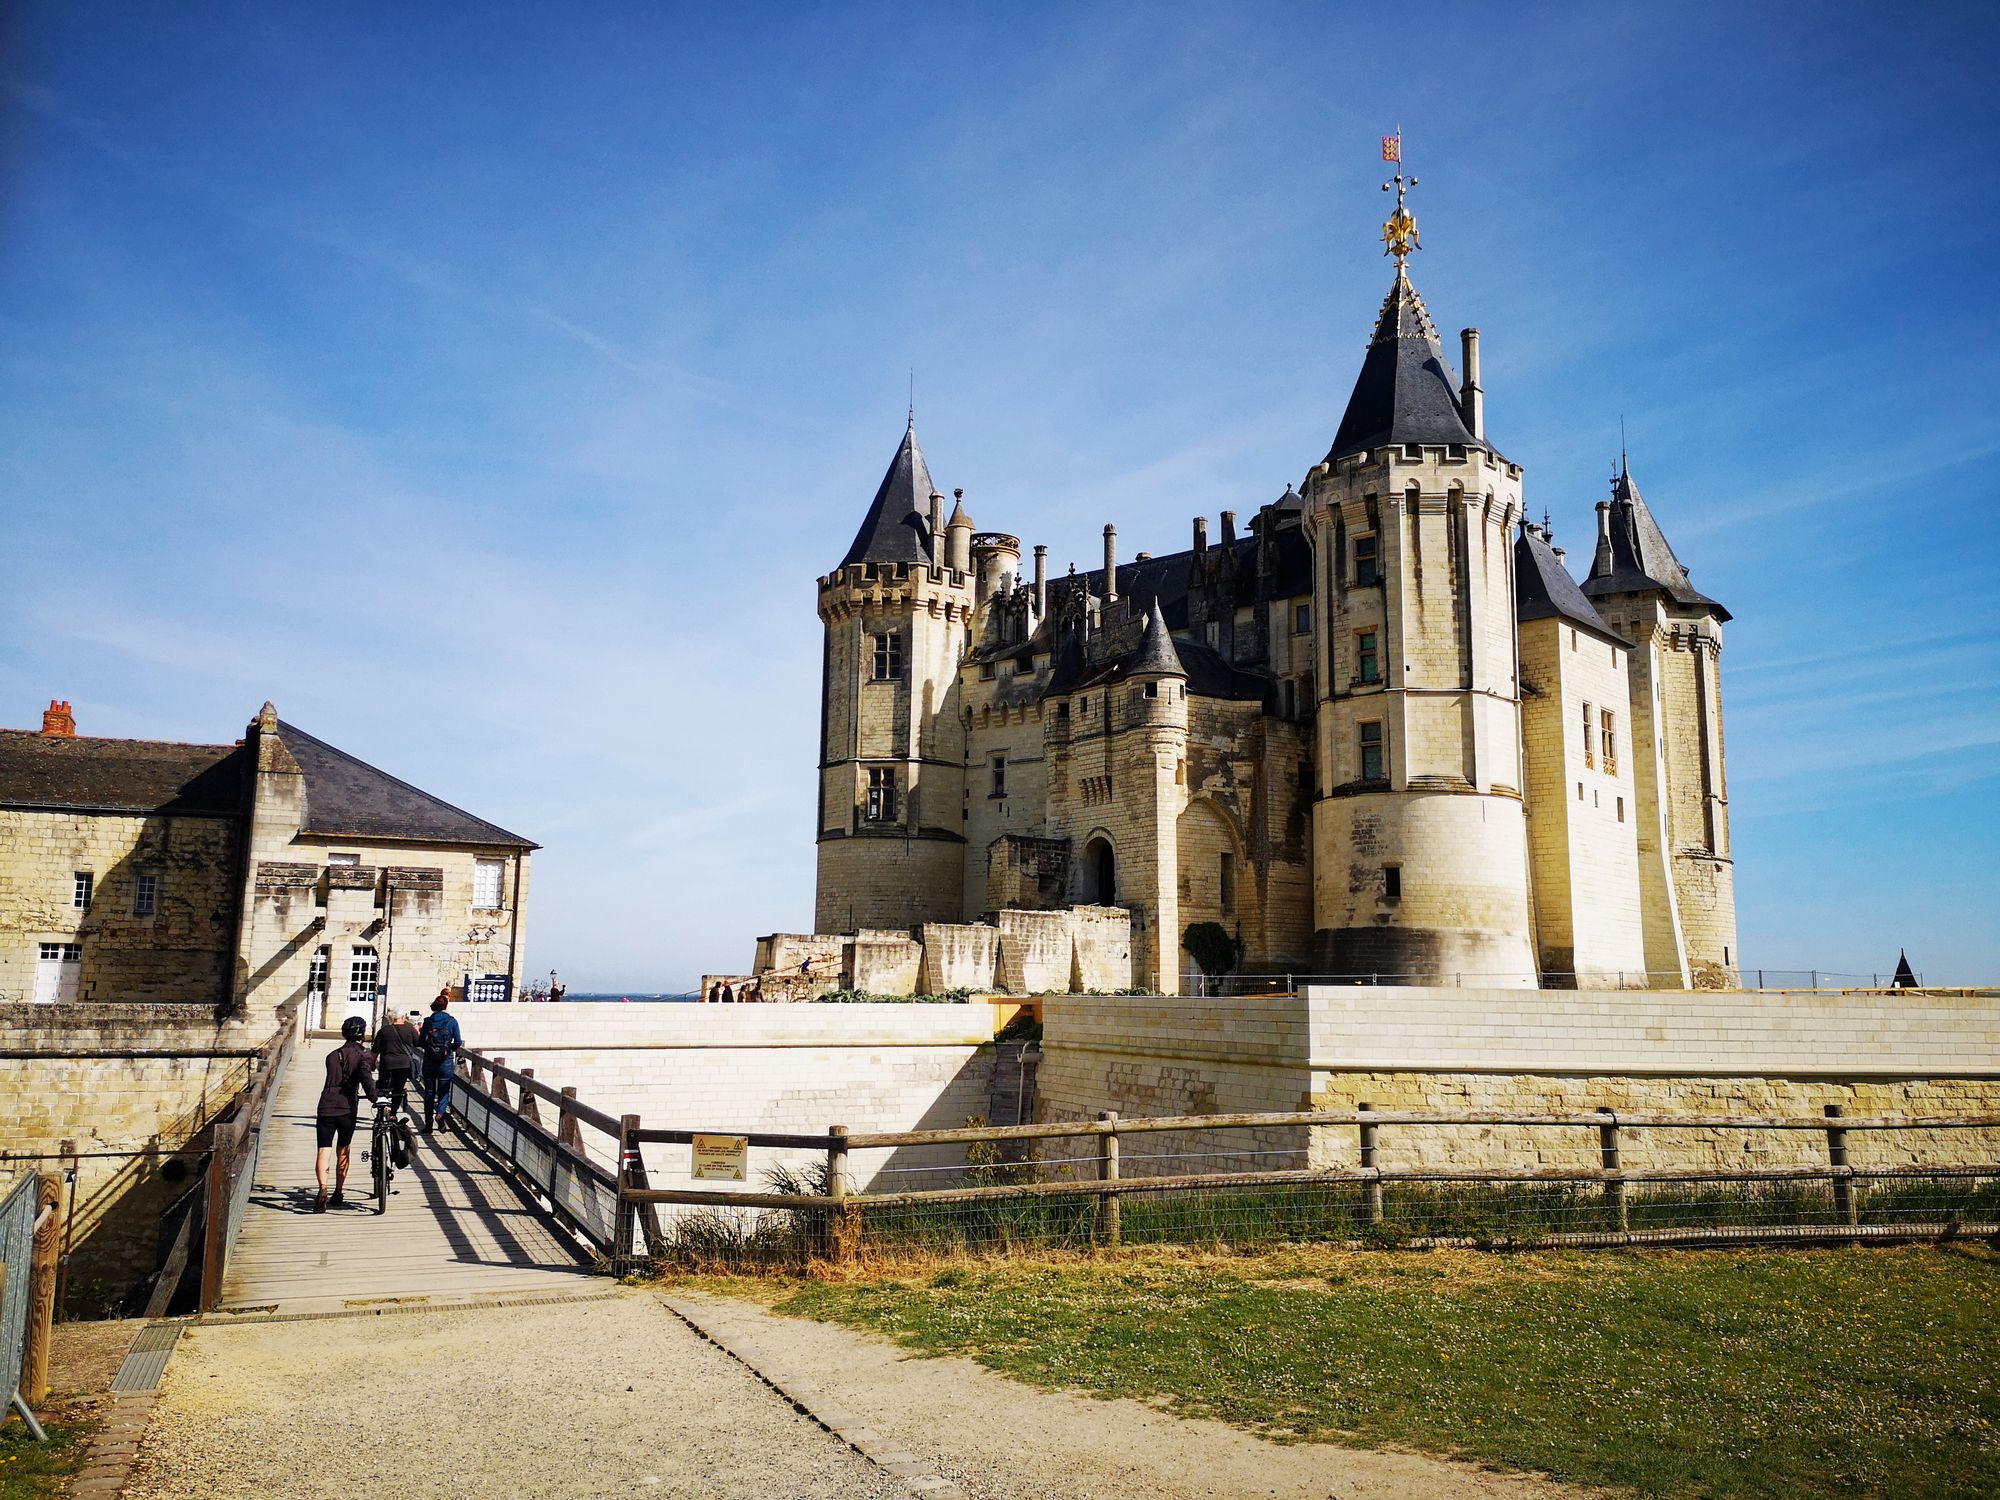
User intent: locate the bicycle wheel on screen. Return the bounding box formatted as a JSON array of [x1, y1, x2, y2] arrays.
[[374, 1117, 391, 1213]]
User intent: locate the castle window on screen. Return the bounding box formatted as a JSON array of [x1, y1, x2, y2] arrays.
[[979, 660, 996, 680], [72, 872, 92, 911], [1384, 864, 1402, 900], [133, 873, 159, 917], [991, 755, 1007, 798], [473, 858, 505, 910], [1359, 721, 1384, 781], [1357, 631, 1380, 685], [1294, 601, 1310, 634], [1617, 796, 1626, 822], [1354, 534, 1380, 587], [1219, 851, 1236, 914], [872, 633, 903, 681], [1056, 702, 1070, 724], [329, 852, 359, 867], [1601, 710, 1618, 775], [1144, 681, 1160, 699], [348, 946, 379, 1009], [866, 768, 899, 821], [1581, 702, 1595, 768]]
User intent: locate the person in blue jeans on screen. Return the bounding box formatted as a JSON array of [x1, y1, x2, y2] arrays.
[[418, 990, 463, 1131]]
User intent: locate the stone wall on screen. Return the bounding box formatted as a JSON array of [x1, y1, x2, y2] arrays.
[[0, 809, 240, 1005], [0, 1002, 271, 1315], [452, 1003, 1008, 1194], [1037, 987, 2000, 1178]]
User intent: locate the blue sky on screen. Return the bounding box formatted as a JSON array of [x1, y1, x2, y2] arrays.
[[4, 3, 1997, 988]]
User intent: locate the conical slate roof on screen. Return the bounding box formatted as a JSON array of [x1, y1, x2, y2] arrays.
[[839, 418, 937, 568], [1581, 463, 1729, 619], [1515, 525, 1618, 641], [1323, 267, 1488, 464], [1130, 598, 1187, 678]]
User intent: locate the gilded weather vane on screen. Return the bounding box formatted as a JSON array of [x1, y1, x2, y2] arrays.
[[1380, 130, 1419, 264]]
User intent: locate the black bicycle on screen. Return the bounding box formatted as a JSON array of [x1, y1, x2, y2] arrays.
[[366, 1085, 418, 1214]]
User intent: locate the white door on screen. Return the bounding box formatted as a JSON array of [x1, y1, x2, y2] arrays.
[[34, 943, 81, 1004]]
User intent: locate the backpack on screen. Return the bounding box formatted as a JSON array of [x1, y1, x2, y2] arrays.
[[420, 1014, 455, 1063]]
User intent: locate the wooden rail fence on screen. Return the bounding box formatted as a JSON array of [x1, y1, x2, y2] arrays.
[[446, 1047, 2000, 1264]]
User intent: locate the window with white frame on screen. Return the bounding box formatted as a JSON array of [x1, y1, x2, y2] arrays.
[[866, 767, 898, 822], [473, 858, 505, 910], [308, 946, 330, 998], [72, 872, 93, 910], [38, 942, 82, 962], [348, 946, 379, 1005], [133, 873, 159, 916]]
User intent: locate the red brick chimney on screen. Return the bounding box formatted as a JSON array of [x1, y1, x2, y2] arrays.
[[41, 700, 75, 738]]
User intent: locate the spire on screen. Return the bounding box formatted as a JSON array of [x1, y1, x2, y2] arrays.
[[1580, 460, 1730, 619], [1322, 265, 1483, 463], [1892, 950, 1919, 989], [1129, 598, 1186, 679], [839, 417, 938, 568]]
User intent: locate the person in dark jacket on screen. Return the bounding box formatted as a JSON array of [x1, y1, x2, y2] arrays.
[[315, 1016, 379, 1212], [372, 1008, 423, 1114], [418, 992, 463, 1131]]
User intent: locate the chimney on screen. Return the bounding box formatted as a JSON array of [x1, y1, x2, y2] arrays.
[[928, 491, 945, 566], [1193, 517, 1209, 554], [1102, 524, 1118, 603], [1460, 328, 1484, 440], [1032, 544, 1048, 618], [1221, 510, 1237, 547], [1591, 500, 1615, 577], [41, 699, 75, 738]]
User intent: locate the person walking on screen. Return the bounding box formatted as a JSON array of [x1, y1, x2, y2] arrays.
[[372, 1007, 422, 1115], [418, 990, 463, 1131], [315, 1016, 379, 1212]]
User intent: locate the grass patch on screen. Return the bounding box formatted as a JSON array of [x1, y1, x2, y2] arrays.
[[765, 1245, 2000, 1499], [0, 1412, 93, 1500]]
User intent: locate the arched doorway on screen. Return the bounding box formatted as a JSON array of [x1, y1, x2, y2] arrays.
[[1080, 835, 1116, 903]]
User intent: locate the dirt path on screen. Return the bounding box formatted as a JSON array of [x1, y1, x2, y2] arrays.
[[672, 1290, 1605, 1500], [121, 1292, 897, 1500]]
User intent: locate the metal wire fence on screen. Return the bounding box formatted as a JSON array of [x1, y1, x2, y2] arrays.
[[1188, 968, 1949, 994]]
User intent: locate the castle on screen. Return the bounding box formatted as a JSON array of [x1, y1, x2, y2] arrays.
[[772, 179, 1737, 996]]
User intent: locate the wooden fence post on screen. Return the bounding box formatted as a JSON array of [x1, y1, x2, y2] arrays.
[[1825, 1104, 1858, 1233], [517, 1068, 542, 1129], [1097, 1111, 1121, 1248], [198, 1137, 230, 1312], [559, 1086, 584, 1152], [617, 1114, 643, 1266], [490, 1058, 511, 1109], [827, 1125, 853, 1265], [1597, 1108, 1628, 1234], [24, 1173, 62, 1403], [1358, 1103, 1382, 1228]]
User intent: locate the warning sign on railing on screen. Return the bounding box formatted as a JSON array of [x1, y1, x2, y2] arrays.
[[690, 1134, 748, 1182]]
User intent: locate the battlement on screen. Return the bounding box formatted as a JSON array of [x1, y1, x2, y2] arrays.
[[818, 558, 978, 622]]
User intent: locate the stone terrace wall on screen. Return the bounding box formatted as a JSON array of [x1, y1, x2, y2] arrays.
[[453, 1003, 1006, 1194], [0, 1003, 272, 1314], [1036, 988, 2000, 1180]]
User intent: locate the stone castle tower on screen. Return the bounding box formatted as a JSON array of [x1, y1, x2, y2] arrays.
[[792, 173, 1739, 994]]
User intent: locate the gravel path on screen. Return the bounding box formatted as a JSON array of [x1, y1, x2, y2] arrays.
[[673, 1290, 1604, 1500], [122, 1293, 898, 1500]]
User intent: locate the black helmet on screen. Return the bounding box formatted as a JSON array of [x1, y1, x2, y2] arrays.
[[340, 1016, 367, 1042]]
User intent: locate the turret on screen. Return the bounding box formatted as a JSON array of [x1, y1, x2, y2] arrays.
[[1582, 459, 1738, 985], [814, 419, 974, 932], [945, 489, 974, 573], [1299, 171, 1536, 986]]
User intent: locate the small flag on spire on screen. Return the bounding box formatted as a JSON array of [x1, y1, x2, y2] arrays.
[[1382, 132, 1401, 163]]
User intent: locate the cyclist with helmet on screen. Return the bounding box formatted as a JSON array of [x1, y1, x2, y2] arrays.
[[314, 1015, 380, 1212]]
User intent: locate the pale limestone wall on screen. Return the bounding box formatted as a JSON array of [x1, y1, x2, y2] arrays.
[[1037, 989, 2000, 1179], [960, 686, 1053, 919], [918, 922, 998, 992], [1070, 905, 1133, 992], [995, 908, 1078, 993], [0, 1003, 268, 1313], [0, 808, 240, 1005], [1519, 619, 1647, 984], [848, 929, 923, 994], [454, 1004, 1003, 1193]]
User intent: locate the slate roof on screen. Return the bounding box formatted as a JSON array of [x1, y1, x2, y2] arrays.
[[1323, 268, 1491, 465], [0, 731, 245, 814], [1128, 599, 1187, 678], [1581, 465, 1729, 619], [1048, 523, 1312, 632], [839, 419, 938, 568], [1515, 526, 1621, 642], [281, 721, 537, 849]]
